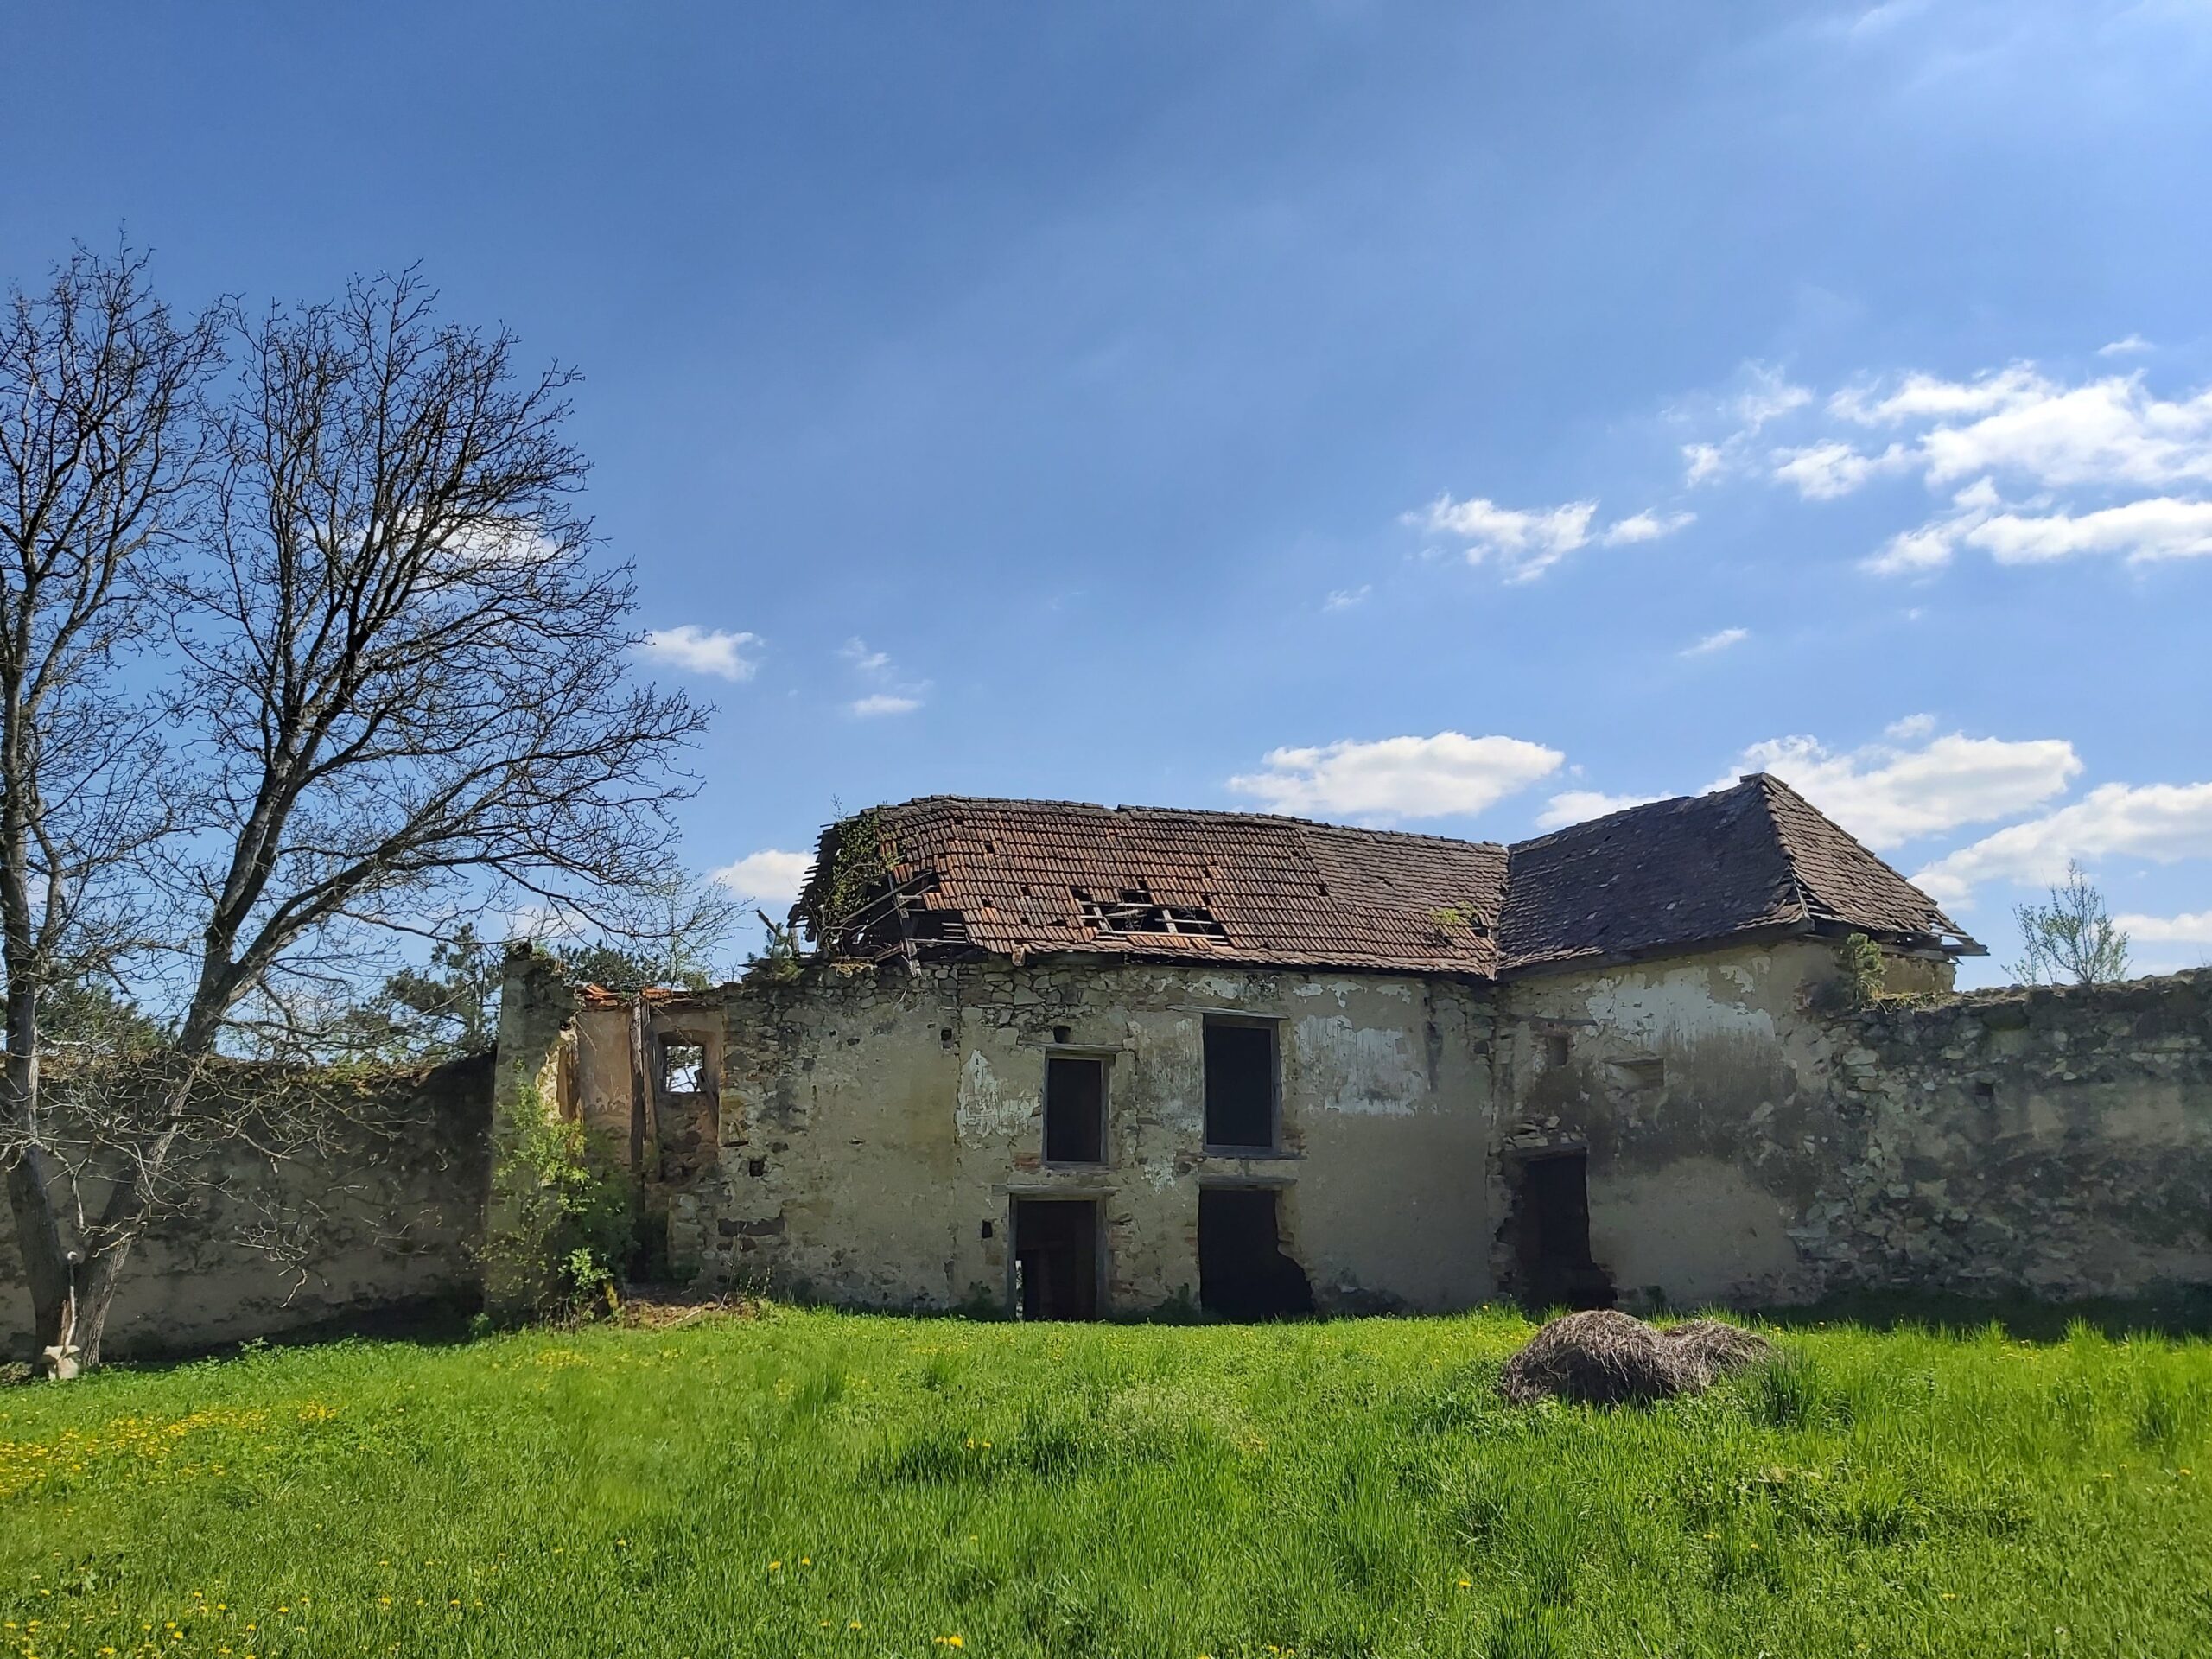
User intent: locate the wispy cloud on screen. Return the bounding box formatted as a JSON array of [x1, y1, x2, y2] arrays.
[[1409, 496, 1690, 582], [1681, 353, 2212, 575], [1681, 626, 1749, 657], [2113, 908, 2212, 944], [839, 637, 892, 674], [851, 693, 922, 718], [1680, 362, 1815, 485], [1713, 726, 2080, 850], [641, 625, 760, 681], [1323, 584, 1371, 612], [1535, 789, 1663, 830], [840, 636, 928, 715], [1230, 732, 1562, 823], [1599, 509, 1696, 546], [1912, 780, 2212, 907]]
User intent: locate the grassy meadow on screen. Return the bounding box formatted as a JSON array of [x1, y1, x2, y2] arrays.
[[2, 1306, 2208, 1658]]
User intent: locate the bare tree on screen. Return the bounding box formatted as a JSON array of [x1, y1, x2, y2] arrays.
[[2008, 861, 2132, 986], [0, 245, 221, 1376], [550, 868, 750, 992], [9, 267, 705, 1370]]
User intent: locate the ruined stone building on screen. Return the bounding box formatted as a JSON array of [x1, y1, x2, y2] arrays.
[[496, 774, 2212, 1320], [9, 774, 2207, 1359]]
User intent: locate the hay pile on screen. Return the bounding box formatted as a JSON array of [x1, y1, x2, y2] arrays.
[[1498, 1310, 1771, 1406]]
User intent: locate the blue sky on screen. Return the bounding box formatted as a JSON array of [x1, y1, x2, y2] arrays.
[[6, 1, 2210, 984]]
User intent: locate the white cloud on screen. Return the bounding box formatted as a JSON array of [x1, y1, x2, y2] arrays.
[[1417, 495, 1598, 582], [1911, 781, 2212, 906], [1859, 478, 2001, 576], [840, 637, 892, 674], [1679, 363, 1816, 486], [1599, 509, 1695, 545], [1230, 732, 1563, 823], [1323, 584, 1371, 612], [1963, 498, 2212, 564], [640, 625, 761, 681], [1830, 365, 2046, 426], [1717, 728, 2082, 849], [851, 694, 921, 717], [1414, 496, 1690, 580], [1535, 790, 1664, 830], [1675, 355, 2212, 580], [1681, 626, 1749, 657], [712, 849, 813, 907], [1885, 713, 1937, 740], [1913, 372, 2212, 490], [839, 635, 927, 712], [1732, 365, 1814, 429], [2114, 909, 2212, 944], [1682, 442, 1728, 486], [1770, 440, 1911, 500]]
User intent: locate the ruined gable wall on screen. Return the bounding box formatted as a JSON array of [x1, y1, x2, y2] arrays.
[[1496, 938, 1841, 1308], [1497, 944, 2212, 1308], [694, 958, 1497, 1313]]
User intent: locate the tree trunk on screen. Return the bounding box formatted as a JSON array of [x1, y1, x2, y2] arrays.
[[3, 1145, 87, 1376]]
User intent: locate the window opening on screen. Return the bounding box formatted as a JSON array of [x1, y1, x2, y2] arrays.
[[1198, 1187, 1312, 1319], [1204, 1017, 1277, 1151], [1011, 1198, 1101, 1320], [661, 1039, 705, 1096], [1543, 1032, 1571, 1068], [1044, 1055, 1107, 1165], [1606, 1056, 1665, 1091]]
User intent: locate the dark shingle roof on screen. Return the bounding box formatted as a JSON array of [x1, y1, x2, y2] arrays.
[[1497, 773, 1977, 970], [794, 775, 1980, 976]]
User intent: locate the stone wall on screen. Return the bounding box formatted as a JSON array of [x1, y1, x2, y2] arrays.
[[1810, 971, 2212, 1299], [571, 956, 1497, 1316], [16, 945, 2196, 1359], [0, 1055, 491, 1362], [1493, 948, 2212, 1308], [543, 943, 2208, 1318]]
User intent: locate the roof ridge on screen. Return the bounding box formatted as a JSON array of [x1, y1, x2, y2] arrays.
[[873, 795, 1509, 853], [1741, 772, 1820, 927]]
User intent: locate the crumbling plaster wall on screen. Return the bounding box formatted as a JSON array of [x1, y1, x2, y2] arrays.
[[1495, 938, 1847, 1308], [617, 958, 1497, 1314], [1496, 944, 2212, 1308], [1816, 970, 2212, 1299], [0, 1056, 490, 1362]]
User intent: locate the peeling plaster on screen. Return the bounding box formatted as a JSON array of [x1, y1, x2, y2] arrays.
[[956, 1047, 1032, 1145], [1296, 1015, 1427, 1115]]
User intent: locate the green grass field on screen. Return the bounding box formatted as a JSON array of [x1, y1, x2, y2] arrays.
[[3, 1306, 2208, 1659]]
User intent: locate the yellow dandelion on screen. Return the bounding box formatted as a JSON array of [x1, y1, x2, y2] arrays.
[[1456, 1579, 1471, 1589], [850, 1621, 864, 1630]]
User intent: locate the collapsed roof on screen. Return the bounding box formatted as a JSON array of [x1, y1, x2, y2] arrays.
[[791, 773, 1981, 977]]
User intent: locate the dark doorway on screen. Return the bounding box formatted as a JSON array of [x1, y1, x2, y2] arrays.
[[1198, 1187, 1313, 1319], [1043, 1056, 1106, 1165], [1012, 1198, 1101, 1320], [1509, 1151, 1614, 1310], [1204, 1017, 1277, 1151]]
